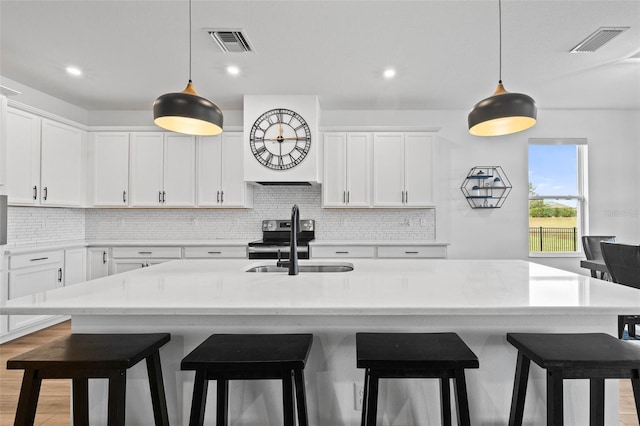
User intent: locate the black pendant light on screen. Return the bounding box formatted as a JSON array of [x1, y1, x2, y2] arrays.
[[468, 0, 536, 137], [153, 0, 223, 136]]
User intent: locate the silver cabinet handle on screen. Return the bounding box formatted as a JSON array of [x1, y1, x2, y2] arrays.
[[343, 191, 346, 203], [159, 191, 163, 203], [347, 191, 350, 203], [102, 251, 107, 264], [217, 191, 220, 203], [335, 251, 349, 254], [220, 191, 224, 203], [401, 191, 405, 204], [30, 257, 49, 262], [58, 268, 62, 283], [162, 191, 166, 203], [405, 191, 408, 204], [43, 187, 48, 201], [138, 251, 152, 255], [33, 186, 38, 200], [123, 190, 127, 203], [207, 251, 222, 255], [405, 251, 419, 254]]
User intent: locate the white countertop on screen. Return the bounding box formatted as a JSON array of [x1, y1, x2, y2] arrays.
[[2, 259, 639, 316]]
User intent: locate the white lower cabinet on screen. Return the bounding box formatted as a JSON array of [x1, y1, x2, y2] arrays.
[[6, 250, 64, 333], [110, 246, 182, 275], [311, 246, 376, 258], [311, 244, 447, 259], [184, 246, 247, 259], [87, 247, 110, 280]]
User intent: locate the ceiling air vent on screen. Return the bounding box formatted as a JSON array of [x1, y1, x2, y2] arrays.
[[208, 30, 253, 53], [570, 27, 629, 53]]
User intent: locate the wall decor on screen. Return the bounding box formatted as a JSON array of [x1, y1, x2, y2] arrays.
[[461, 166, 512, 208]]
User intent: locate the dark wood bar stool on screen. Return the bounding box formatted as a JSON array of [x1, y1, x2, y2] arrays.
[[7, 333, 171, 426], [507, 332, 640, 426], [181, 333, 313, 426], [356, 332, 479, 426]]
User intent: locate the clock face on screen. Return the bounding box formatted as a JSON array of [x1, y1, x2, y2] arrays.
[[249, 108, 311, 170]]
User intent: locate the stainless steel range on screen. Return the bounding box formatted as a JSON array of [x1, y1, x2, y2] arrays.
[[248, 219, 315, 260]]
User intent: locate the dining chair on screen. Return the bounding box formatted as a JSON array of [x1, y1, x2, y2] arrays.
[[600, 242, 640, 339], [582, 235, 616, 279]]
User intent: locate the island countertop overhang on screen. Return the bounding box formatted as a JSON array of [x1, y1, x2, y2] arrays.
[[2, 259, 639, 316]]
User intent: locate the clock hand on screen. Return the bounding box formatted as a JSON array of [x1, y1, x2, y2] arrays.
[[266, 136, 307, 141], [278, 122, 282, 138]]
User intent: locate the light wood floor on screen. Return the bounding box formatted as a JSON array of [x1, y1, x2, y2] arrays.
[[0, 321, 638, 425]]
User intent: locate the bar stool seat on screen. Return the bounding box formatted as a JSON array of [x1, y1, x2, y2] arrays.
[[356, 332, 479, 426], [507, 332, 640, 426], [7, 333, 171, 426], [181, 333, 313, 426]]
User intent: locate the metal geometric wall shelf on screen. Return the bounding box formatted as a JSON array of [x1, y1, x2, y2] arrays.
[[461, 166, 512, 208]]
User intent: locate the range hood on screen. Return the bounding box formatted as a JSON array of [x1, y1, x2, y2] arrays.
[[243, 95, 320, 185]]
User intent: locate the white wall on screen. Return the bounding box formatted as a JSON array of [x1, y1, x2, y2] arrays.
[[321, 109, 640, 271]]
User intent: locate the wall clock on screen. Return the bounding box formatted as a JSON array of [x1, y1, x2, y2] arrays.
[[249, 108, 311, 170]]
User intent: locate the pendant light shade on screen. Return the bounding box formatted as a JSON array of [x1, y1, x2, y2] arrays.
[[468, 81, 536, 136], [154, 81, 223, 136], [153, 0, 223, 136], [468, 0, 536, 137]]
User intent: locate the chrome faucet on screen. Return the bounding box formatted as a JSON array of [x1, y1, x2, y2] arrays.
[[276, 204, 300, 275]]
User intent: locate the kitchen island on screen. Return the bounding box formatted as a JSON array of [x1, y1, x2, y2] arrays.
[[2, 259, 639, 425]]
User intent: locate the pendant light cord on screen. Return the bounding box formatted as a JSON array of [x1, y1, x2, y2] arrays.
[[188, 0, 192, 82], [498, 0, 502, 83]]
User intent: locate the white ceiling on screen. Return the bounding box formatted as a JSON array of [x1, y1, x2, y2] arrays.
[[1, 0, 639, 113]]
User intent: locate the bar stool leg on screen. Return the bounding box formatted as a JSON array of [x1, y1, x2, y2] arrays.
[[72, 378, 89, 425], [365, 371, 379, 426], [360, 369, 371, 426], [547, 369, 564, 426], [293, 369, 309, 426], [439, 377, 452, 426], [453, 368, 471, 426], [14, 369, 41, 426], [282, 371, 295, 426], [107, 370, 127, 426], [216, 379, 229, 426], [146, 350, 170, 426], [509, 352, 531, 426], [630, 370, 640, 419], [589, 378, 604, 426], [189, 370, 208, 426]]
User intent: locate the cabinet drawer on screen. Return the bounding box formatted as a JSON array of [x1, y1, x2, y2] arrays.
[[184, 246, 247, 259], [9, 250, 64, 269], [377, 245, 447, 258], [311, 246, 375, 258], [111, 247, 182, 259]]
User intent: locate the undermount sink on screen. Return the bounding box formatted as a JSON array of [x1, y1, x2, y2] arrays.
[[245, 262, 354, 273]]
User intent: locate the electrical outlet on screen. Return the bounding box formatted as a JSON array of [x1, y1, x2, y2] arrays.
[[354, 382, 364, 411]]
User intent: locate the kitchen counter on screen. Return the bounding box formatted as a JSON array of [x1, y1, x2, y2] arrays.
[[2, 259, 637, 425]]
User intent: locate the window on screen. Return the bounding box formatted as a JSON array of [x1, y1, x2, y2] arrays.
[[528, 138, 587, 255]]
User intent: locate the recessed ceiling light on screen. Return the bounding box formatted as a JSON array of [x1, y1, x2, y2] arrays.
[[65, 66, 82, 77], [383, 68, 396, 79], [226, 65, 240, 75]]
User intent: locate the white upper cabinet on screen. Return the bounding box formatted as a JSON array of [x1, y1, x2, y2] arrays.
[[130, 133, 196, 207], [6, 108, 41, 205], [197, 132, 252, 207], [373, 132, 436, 207], [323, 132, 371, 207], [92, 132, 130, 206], [40, 119, 83, 206], [163, 134, 196, 206], [6, 109, 84, 207]]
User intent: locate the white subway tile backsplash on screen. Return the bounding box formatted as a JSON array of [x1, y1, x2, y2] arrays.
[[9, 186, 435, 245]]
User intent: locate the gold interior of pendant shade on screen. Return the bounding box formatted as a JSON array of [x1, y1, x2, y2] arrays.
[[154, 115, 223, 136], [469, 115, 537, 137]]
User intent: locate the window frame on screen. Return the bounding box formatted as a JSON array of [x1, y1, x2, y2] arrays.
[[528, 139, 588, 258]]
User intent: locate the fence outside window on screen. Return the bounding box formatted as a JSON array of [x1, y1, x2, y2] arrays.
[[529, 227, 578, 252]]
